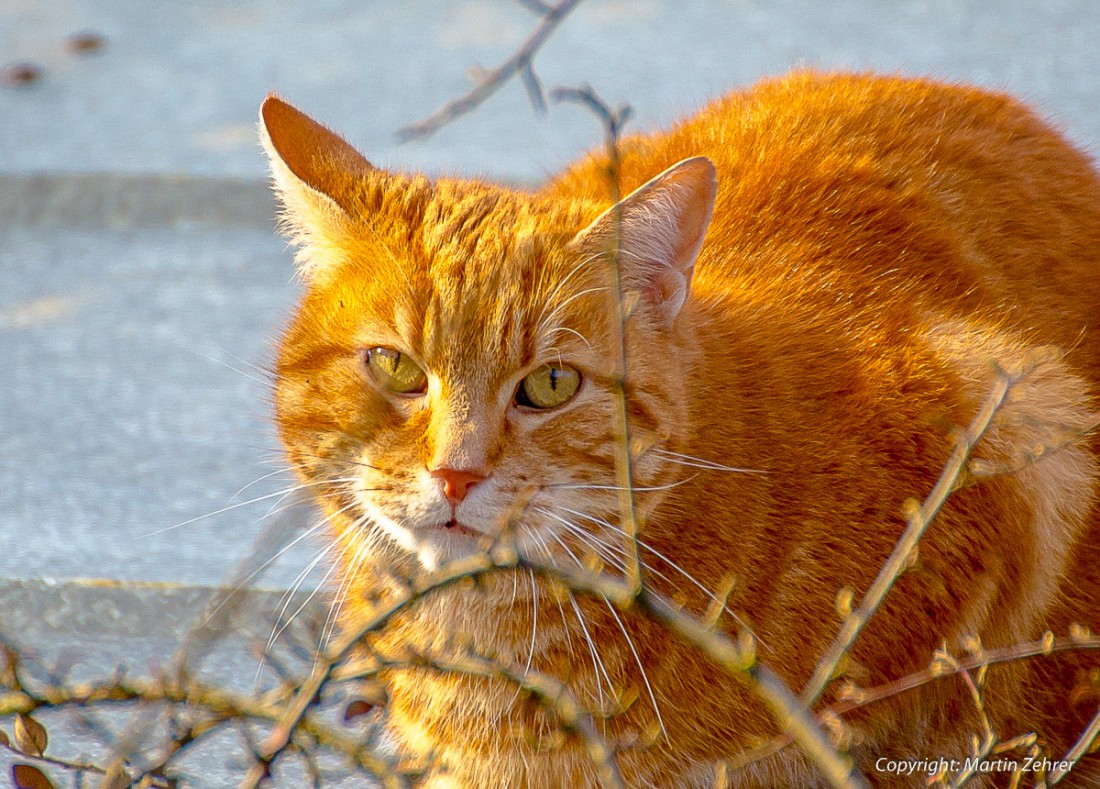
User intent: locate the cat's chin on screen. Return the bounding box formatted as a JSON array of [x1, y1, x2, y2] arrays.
[[366, 510, 486, 571], [406, 524, 487, 572]]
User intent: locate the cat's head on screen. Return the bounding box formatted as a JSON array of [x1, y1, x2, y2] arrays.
[[260, 96, 717, 573]]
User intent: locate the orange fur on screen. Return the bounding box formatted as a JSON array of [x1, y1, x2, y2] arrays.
[[262, 72, 1100, 787]]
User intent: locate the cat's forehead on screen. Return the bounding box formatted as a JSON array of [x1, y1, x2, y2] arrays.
[[349, 186, 606, 384]]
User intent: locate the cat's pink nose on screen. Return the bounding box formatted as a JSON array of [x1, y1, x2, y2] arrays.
[[431, 468, 486, 504]]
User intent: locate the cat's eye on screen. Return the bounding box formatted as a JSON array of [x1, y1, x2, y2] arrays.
[[362, 347, 427, 395], [515, 364, 581, 409]]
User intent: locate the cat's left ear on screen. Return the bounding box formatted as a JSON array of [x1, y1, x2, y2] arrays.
[[572, 156, 717, 324], [259, 94, 374, 215], [259, 95, 375, 281]]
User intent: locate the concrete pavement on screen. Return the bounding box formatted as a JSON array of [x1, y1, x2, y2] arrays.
[[3, 1, 1099, 784]]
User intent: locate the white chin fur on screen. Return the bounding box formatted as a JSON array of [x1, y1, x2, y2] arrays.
[[370, 510, 478, 572]]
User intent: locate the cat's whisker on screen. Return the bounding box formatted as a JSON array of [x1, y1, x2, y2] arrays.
[[251, 491, 318, 530], [218, 349, 274, 380], [201, 517, 330, 635], [265, 515, 349, 629], [533, 514, 660, 728], [548, 506, 692, 603], [568, 594, 615, 718], [523, 569, 539, 689], [546, 476, 696, 493], [259, 497, 363, 675], [194, 476, 363, 651], [280, 445, 385, 474], [536, 285, 608, 341], [548, 346, 565, 371], [553, 513, 628, 561], [557, 505, 760, 644], [296, 560, 345, 672], [652, 448, 767, 475], [343, 458, 383, 472], [322, 528, 367, 641], [229, 467, 297, 500], [320, 517, 374, 655], [535, 251, 604, 326], [546, 503, 732, 634], [543, 529, 617, 712], [520, 525, 576, 655], [255, 542, 335, 688], [561, 527, 628, 576], [186, 347, 273, 387], [504, 561, 536, 708], [530, 530, 580, 660], [534, 507, 628, 575], [144, 478, 358, 537], [543, 325, 592, 349], [601, 597, 667, 742]]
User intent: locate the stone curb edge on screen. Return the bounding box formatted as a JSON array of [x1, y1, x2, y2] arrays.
[[0, 577, 314, 642], [0, 172, 277, 230]]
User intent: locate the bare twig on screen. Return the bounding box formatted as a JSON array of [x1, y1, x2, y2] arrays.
[[550, 83, 644, 598], [966, 419, 1099, 484], [0, 667, 406, 787], [1047, 706, 1100, 785], [515, 0, 556, 14], [251, 549, 513, 786], [801, 360, 1025, 707], [396, 0, 584, 141], [942, 647, 998, 787], [728, 632, 1100, 773], [0, 737, 109, 780], [635, 587, 869, 789], [500, 555, 868, 789]]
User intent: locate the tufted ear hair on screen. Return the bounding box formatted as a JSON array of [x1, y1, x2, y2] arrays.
[[572, 156, 717, 324], [258, 95, 376, 281]]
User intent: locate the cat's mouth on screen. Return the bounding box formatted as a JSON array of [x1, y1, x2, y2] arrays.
[[440, 518, 480, 538]]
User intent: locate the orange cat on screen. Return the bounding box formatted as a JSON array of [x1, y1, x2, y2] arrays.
[[261, 71, 1100, 787]]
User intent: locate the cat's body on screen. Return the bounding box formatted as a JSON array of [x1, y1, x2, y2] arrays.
[[262, 72, 1100, 787]]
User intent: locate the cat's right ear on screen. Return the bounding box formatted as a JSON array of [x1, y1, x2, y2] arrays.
[[572, 156, 717, 325], [259, 95, 374, 281]]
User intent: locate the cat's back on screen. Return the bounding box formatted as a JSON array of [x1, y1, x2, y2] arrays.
[[546, 71, 1100, 378]]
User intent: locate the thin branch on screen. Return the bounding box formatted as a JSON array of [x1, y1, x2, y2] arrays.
[[550, 83, 643, 599], [515, 0, 556, 14], [1047, 705, 1100, 785], [801, 360, 1026, 707], [502, 555, 867, 789], [396, 0, 584, 141], [550, 85, 634, 145], [728, 633, 1100, 773], [250, 549, 512, 786], [0, 738, 108, 779], [943, 648, 998, 787], [0, 670, 407, 788], [966, 418, 1099, 484], [634, 588, 869, 789]]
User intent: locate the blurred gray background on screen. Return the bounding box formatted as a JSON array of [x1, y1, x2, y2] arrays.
[[2, 0, 1099, 591]]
